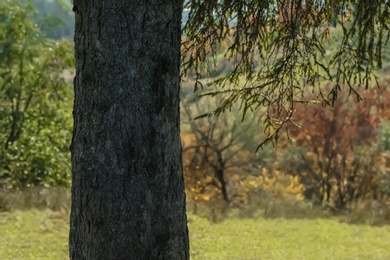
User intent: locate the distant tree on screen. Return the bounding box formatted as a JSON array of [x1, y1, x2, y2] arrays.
[[287, 85, 390, 209], [182, 97, 257, 202], [32, 0, 74, 39], [0, 0, 73, 188], [71, 0, 390, 258]]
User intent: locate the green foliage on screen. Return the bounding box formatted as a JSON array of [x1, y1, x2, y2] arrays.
[[376, 120, 390, 151], [252, 143, 277, 173], [182, 1, 390, 148], [379, 176, 390, 195], [32, 0, 74, 39], [375, 122, 390, 194], [0, 0, 74, 188], [279, 145, 311, 174]]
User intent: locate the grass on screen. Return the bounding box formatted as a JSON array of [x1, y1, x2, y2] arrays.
[[0, 208, 390, 259], [189, 214, 390, 259], [0, 209, 69, 259]]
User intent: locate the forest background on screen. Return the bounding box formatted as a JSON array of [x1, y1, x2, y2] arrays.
[[2, 0, 390, 222], [1, 0, 390, 244], [1, 0, 390, 258]]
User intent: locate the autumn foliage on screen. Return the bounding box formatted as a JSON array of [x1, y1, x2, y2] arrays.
[[182, 80, 390, 218], [289, 81, 390, 208]]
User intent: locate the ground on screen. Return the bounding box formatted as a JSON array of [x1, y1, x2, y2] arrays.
[[0, 209, 389, 259]]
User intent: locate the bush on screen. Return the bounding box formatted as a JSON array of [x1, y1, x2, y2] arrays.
[[0, 0, 74, 188], [376, 121, 390, 152]]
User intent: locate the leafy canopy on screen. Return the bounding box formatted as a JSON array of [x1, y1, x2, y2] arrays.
[[0, 0, 74, 188], [182, 0, 390, 149]]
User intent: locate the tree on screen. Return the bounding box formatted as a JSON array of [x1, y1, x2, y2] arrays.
[[70, 0, 390, 258], [182, 0, 390, 148], [69, 0, 188, 259], [32, 0, 75, 39], [0, 0, 73, 188], [182, 96, 257, 202]]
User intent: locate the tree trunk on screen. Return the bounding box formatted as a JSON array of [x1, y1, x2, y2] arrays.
[[69, 0, 189, 259]]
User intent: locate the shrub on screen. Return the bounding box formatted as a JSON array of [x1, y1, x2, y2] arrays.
[[376, 121, 390, 152], [0, 0, 74, 188]]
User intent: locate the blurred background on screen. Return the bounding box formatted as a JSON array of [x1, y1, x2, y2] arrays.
[[1, 0, 390, 259]]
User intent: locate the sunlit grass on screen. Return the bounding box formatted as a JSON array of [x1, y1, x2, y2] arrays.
[[188, 213, 390, 259], [0, 209, 390, 259], [0, 209, 69, 259]]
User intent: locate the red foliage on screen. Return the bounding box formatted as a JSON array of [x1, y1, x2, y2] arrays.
[[288, 81, 390, 208]]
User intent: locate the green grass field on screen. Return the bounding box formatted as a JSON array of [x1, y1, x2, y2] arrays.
[[0, 209, 389, 260]]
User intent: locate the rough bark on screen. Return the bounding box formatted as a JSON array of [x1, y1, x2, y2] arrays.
[[69, 0, 189, 259]]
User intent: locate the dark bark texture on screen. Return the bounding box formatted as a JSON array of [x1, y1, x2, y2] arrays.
[[69, 0, 189, 259]]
